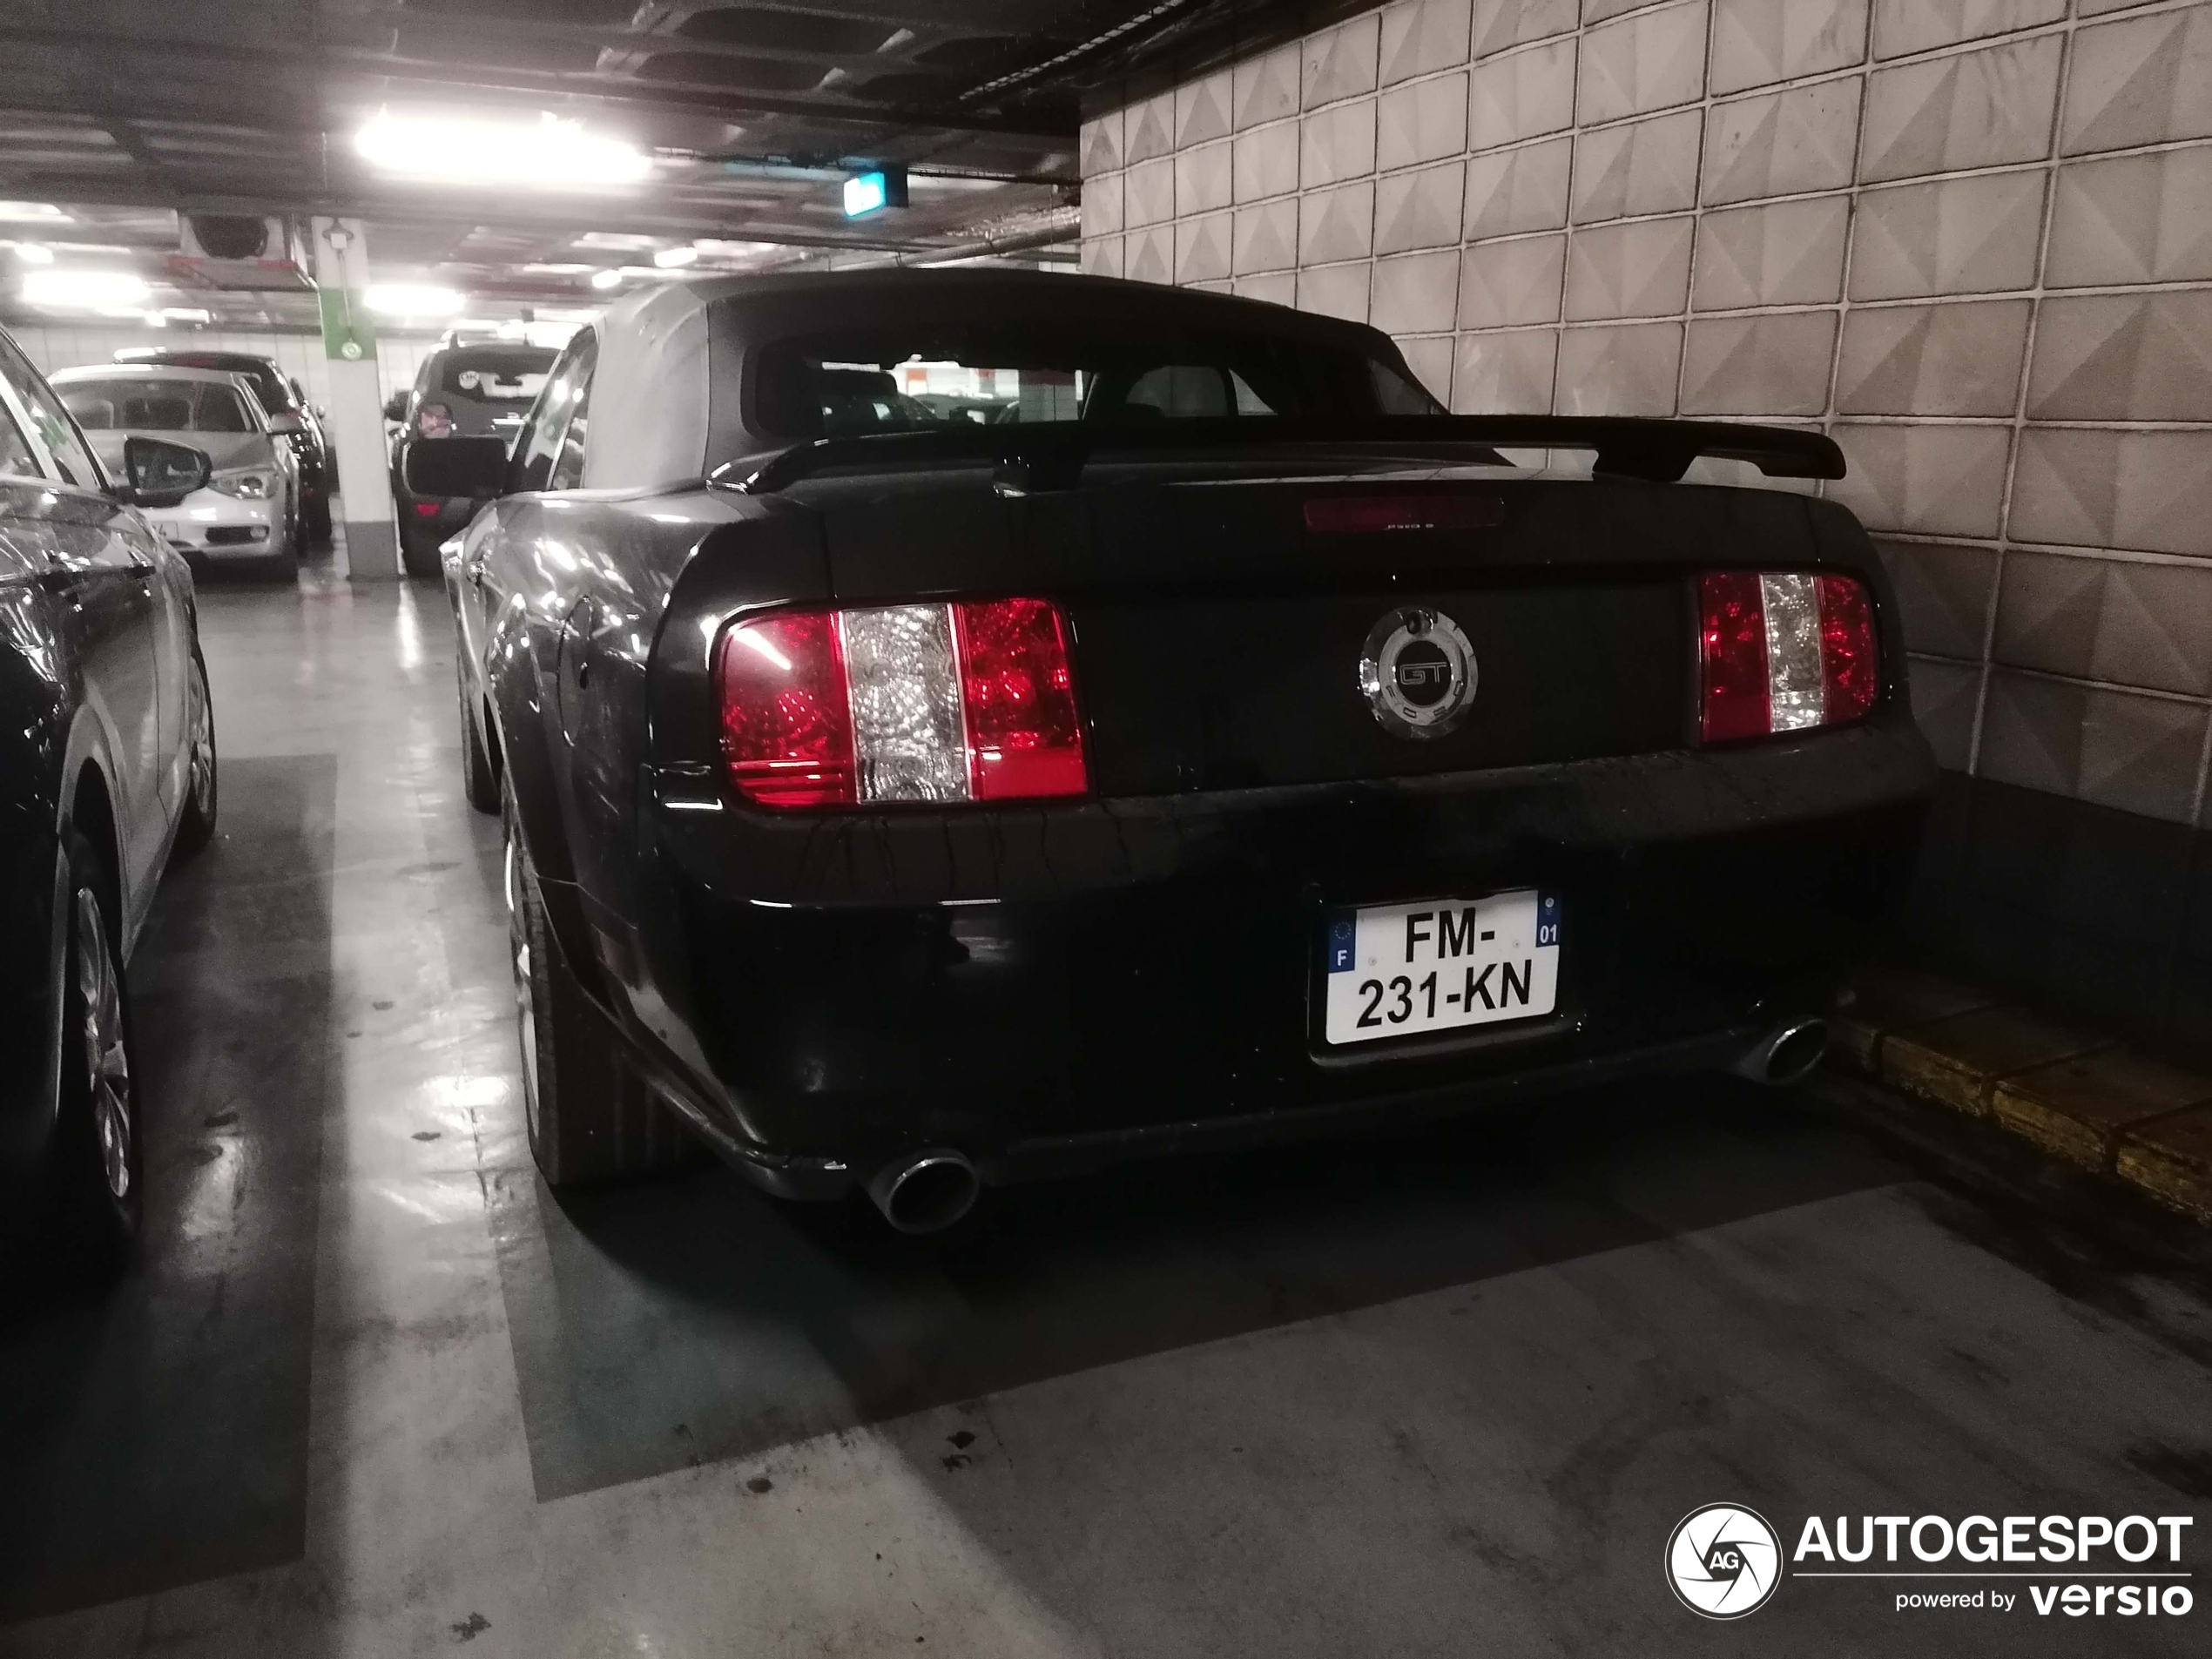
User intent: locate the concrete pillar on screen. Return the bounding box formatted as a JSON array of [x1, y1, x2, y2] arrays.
[[308, 217, 398, 580]]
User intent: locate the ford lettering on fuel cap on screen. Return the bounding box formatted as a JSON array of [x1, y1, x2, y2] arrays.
[[1359, 606, 1477, 739]]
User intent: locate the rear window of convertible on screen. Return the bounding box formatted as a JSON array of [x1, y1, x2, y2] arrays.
[[749, 325, 1440, 440]]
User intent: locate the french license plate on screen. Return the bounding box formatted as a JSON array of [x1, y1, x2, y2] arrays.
[[1321, 889, 1561, 1045]]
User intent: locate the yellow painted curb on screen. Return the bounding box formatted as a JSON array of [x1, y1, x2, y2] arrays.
[[2118, 1109, 2212, 1224], [1841, 968, 2212, 1225], [1878, 1006, 2111, 1117]]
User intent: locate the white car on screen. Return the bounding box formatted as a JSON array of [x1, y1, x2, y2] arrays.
[[50, 364, 300, 574]]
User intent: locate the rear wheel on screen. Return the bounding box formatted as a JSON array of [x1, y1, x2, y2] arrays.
[[172, 646, 219, 856], [307, 490, 332, 543], [504, 791, 693, 1187], [458, 651, 499, 814], [51, 833, 144, 1279]]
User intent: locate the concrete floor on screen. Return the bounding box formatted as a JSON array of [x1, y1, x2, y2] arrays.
[[3, 560, 2210, 1657]]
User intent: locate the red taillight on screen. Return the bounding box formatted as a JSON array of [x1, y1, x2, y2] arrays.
[[1816, 573, 1878, 724], [1697, 570, 1880, 745], [717, 611, 855, 807], [416, 402, 453, 440], [1698, 572, 1770, 743], [952, 597, 1087, 800], [716, 600, 1087, 810], [413, 501, 441, 517]]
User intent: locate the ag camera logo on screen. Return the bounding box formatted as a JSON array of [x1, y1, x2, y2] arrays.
[[1667, 1504, 1783, 1619]]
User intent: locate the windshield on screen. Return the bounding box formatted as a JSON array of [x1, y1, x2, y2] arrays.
[[752, 327, 1441, 441], [61, 378, 253, 433], [439, 348, 555, 405], [122, 354, 292, 415]]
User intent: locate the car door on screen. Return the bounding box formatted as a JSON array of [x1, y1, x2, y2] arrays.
[[457, 333, 594, 678], [0, 332, 175, 933]]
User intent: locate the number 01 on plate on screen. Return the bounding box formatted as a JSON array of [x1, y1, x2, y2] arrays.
[[1321, 889, 1561, 1045]]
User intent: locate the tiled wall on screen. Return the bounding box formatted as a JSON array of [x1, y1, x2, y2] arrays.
[[1081, 0, 2212, 832]]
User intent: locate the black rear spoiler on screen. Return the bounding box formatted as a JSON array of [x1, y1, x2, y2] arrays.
[[714, 416, 1844, 495]]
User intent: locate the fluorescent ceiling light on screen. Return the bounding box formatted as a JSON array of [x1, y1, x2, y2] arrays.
[[589, 269, 623, 290], [365, 283, 463, 316], [8, 241, 55, 263], [0, 201, 70, 223], [355, 111, 649, 187], [162, 307, 212, 324], [651, 245, 698, 268], [22, 269, 150, 309]]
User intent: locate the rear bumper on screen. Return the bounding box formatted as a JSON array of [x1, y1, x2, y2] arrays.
[[619, 711, 1936, 1187], [391, 484, 473, 549]]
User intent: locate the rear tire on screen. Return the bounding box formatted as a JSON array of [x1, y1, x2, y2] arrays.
[[399, 511, 441, 579], [50, 833, 144, 1281], [459, 652, 500, 815], [307, 492, 332, 543], [172, 646, 219, 857], [504, 790, 693, 1187]]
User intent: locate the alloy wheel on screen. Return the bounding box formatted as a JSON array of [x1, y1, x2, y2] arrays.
[[188, 659, 216, 819], [75, 888, 132, 1201]]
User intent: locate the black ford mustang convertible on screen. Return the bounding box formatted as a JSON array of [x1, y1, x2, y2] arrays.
[[415, 272, 1934, 1233]]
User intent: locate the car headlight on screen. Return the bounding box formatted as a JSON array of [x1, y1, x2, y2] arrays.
[[210, 469, 274, 500]]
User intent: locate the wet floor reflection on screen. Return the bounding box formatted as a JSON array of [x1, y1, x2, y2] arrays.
[[0, 757, 335, 1622], [491, 1077, 1904, 1500]]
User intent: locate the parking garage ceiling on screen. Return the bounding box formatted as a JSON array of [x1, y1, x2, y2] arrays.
[[0, 0, 1336, 330]]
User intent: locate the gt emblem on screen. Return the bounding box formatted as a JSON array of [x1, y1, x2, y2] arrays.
[[1358, 606, 1477, 739]]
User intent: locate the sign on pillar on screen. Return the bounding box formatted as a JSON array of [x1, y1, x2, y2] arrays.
[[309, 217, 399, 581]]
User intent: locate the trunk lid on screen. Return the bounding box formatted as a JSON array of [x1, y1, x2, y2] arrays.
[[801, 466, 1831, 796]]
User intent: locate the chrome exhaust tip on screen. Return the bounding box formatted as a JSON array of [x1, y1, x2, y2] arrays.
[[1734, 1017, 1830, 1087], [865, 1149, 981, 1235]]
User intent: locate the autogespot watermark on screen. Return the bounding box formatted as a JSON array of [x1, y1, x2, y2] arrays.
[[1666, 1507, 2197, 1622]]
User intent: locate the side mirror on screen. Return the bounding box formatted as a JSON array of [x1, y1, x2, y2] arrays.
[[404, 435, 508, 501], [119, 435, 211, 509], [382, 392, 408, 423], [268, 411, 304, 435]]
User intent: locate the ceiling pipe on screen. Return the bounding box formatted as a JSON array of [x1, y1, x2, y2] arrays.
[[766, 206, 1080, 273]]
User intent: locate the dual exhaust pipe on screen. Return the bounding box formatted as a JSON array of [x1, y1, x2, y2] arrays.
[[866, 1019, 1827, 1234], [866, 1148, 981, 1235], [1734, 1016, 1830, 1087]]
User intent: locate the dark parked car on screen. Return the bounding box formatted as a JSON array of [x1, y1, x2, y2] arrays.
[[1, 324, 220, 1274], [386, 341, 556, 577], [113, 348, 332, 541], [414, 272, 1934, 1234]]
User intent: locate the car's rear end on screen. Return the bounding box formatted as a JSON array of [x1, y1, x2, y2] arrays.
[[636, 458, 1932, 1205], [395, 344, 553, 564]]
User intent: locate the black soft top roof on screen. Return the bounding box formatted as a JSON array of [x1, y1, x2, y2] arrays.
[[583, 268, 1418, 489]]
